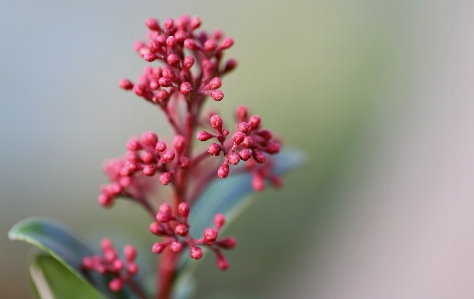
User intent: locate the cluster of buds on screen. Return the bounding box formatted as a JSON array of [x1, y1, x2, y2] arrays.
[[150, 202, 236, 270], [82, 239, 139, 292], [119, 14, 236, 107], [98, 131, 190, 207], [197, 106, 282, 191]]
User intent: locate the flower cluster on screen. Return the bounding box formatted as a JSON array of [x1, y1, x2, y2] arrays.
[[150, 202, 236, 271], [82, 239, 139, 292]]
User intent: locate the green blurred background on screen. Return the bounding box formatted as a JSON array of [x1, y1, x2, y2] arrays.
[[1, 0, 474, 298]]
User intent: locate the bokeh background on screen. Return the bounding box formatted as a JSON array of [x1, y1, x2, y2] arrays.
[[1, 0, 474, 298]]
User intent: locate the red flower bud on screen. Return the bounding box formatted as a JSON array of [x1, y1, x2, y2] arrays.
[[178, 202, 190, 217]]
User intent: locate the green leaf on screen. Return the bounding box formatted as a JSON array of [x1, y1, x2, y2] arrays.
[[29, 254, 104, 299], [177, 148, 305, 273], [8, 217, 122, 298]]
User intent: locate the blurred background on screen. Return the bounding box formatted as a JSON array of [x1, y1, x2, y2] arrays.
[[1, 0, 474, 298]]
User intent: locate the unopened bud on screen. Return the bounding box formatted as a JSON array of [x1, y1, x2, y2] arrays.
[[158, 77, 172, 87], [175, 224, 188, 236], [210, 115, 223, 131], [208, 143, 221, 156], [149, 222, 165, 235], [123, 245, 137, 261], [232, 131, 245, 145], [216, 253, 229, 271], [203, 228, 218, 243], [208, 77, 222, 90], [109, 278, 123, 292], [217, 236, 237, 249], [184, 38, 198, 50], [214, 213, 226, 230], [239, 149, 252, 161], [173, 135, 186, 153], [152, 242, 166, 254], [178, 202, 190, 217], [253, 150, 266, 163], [144, 52, 157, 62], [210, 90, 224, 101], [126, 137, 142, 151], [143, 164, 156, 176], [179, 82, 193, 95], [155, 141, 167, 152], [248, 115, 261, 130], [227, 153, 241, 165], [159, 172, 173, 185], [252, 174, 265, 191], [164, 18, 174, 31], [119, 79, 133, 90], [218, 164, 229, 178], [190, 246, 203, 260], [145, 18, 160, 31], [170, 241, 183, 253], [224, 58, 237, 73], [141, 131, 158, 148], [167, 54, 180, 67], [204, 39, 217, 53], [183, 56, 195, 70], [220, 37, 234, 49], [197, 131, 214, 141]]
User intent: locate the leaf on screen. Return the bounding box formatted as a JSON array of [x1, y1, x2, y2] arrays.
[[8, 217, 122, 298], [29, 254, 104, 299], [177, 148, 305, 273]]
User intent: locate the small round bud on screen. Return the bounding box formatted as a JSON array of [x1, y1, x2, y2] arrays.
[[170, 241, 183, 253], [81, 257, 95, 269], [174, 30, 187, 43], [227, 153, 241, 165], [164, 18, 174, 31], [218, 164, 229, 178], [223, 129, 229, 137], [252, 174, 265, 191], [214, 213, 226, 230], [134, 40, 146, 52], [183, 56, 195, 70], [148, 39, 161, 53], [119, 79, 133, 90], [156, 212, 170, 223], [248, 115, 261, 130], [112, 259, 124, 271], [178, 157, 190, 169], [224, 59, 237, 73], [123, 245, 137, 261], [271, 176, 283, 188], [197, 131, 214, 141], [178, 202, 190, 217], [104, 250, 118, 263], [133, 84, 145, 96], [238, 122, 250, 133], [210, 115, 223, 131], [143, 164, 156, 176], [213, 29, 223, 40], [253, 150, 266, 163], [258, 129, 273, 140], [127, 137, 142, 151], [204, 39, 217, 53], [208, 77, 222, 90], [161, 150, 175, 163], [239, 149, 252, 161], [159, 172, 173, 185], [190, 16, 201, 30], [150, 80, 160, 90], [173, 135, 186, 153], [166, 36, 176, 47], [167, 54, 179, 67], [232, 131, 245, 145], [98, 193, 113, 207], [145, 18, 160, 31], [159, 203, 172, 214], [190, 246, 203, 260], [141, 131, 158, 148], [220, 37, 234, 49], [216, 254, 229, 271], [241, 136, 253, 148], [149, 222, 165, 235], [127, 262, 139, 275], [208, 143, 221, 156], [144, 52, 157, 62], [162, 68, 175, 79], [153, 90, 169, 103], [184, 38, 198, 50], [266, 141, 280, 154], [109, 278, 123, 292], [100, 238, 114, 251], [203, 228, 218, 243], [179, 82, 193, 95], [155, 141, 167, 152], [236, 106, 248, 121], [175, 224, 188, 236], [158, 77, 172, 87], [217, 236, 237, 249], [142, 153, 155, 166], [210, 90, 224, 101], [152, 243, 166, 254]]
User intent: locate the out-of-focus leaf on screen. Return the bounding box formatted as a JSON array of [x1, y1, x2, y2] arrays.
[[172, 272, 196, 299], [177, 148, 305, 274], [29, 254, 104, 299], [8, 217, 127, 298]]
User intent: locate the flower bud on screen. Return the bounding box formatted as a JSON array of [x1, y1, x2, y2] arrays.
[[158, 77, 172, 87], [227, 153, 241, 165], [153, 90, 169, 103], [236, 105, 248, 121], [164, 18, 174, 31], [239, 149, 252, 161], [159, 172, 173, 185], [156, 212, 170, 223], [167, 54, 179, 67], [143, 164, 156, 176], [218, 164, 229, 178], [184, 38, 198, 50], [159, 203, 172, 214], [123, 245, 137, 261], [253, 150, 266, 163], [208, 143, 221, 156], [144, 52, 157, 62], [204, 39, 217, 53], [152, 242, 166, 254], [149, 222, 165, 235], [174, 30, 187, 43], [146, 18, 160, 31], [166, 36, 176, 47], [266, 141, 280, 154], [161, 150, 175, 163], [238, 122, 250, 133], [126, 137, 142, 151], [214, 213, 226, 230], [150, 80, 160, 90], [175, 224, 188, 236], [148, 39, 161, 53], [155, 141, 166, 152], [216, 253, 229, 271], [190, 16, 201, 30], [178, 157, 190, 169], [173, 135, 186, 153], [183, 56, 195, 70], [170, 241, 183, 253], [178, 202, 190, 218], [119, 79, 133, 90], [109, 278, 123, 292], [179, 82, 193, 96], [252, 174, 265, 191], [197, 131, 214, 141], [232, 131, 245, 145], [220, 37, 234, 49], [208, 77, 222, 90], [98, 193, 113, 207], [210, 115, 223, 131], [141, 131, 158, 148], [241, 136, 253, 148], [248, 115, 261, 130], [217, 236, 236, 249], [210, 90, 224, 101], [127, 262, 139, 275], [190, 246, 203, 260], [224, 58, 237, 73], [203, 228, 218, 243]]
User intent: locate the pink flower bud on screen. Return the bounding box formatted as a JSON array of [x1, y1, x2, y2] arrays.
[[232, 131, 245, 145], [258, 129, 273, 140], [217, 236, 236, 249], [178, 157, 190, 169], [190, 16, 201, 30], [161, 150, 175, 163], [159, 172, 173, 185], [208, 143, 221, 156], [155, 141, 167, 152], [144, 52, 157, 62], [197, 131, 214, 141], [173, 135, 186, 153], [210, 115, 223, 131], [109, 278, 123, 292], [203, 228, 218, 243], [266, 141, 280, 154], [159, 203, 172, 214], [218, 164, 229, 178], [208, 77, 222, 89], [184, 38, 198, 50], [170, 241, 183, 253], [167, 54, 179, 67], [236, 106, 248, 121], [253, 150, 266, 163], [148, 39, 161, 53], [152, 243, 166, 254], [150, 222, 165, 235], [210, 90, 224, 101], [153, 90, 169, 103], [101, 238, 114, 251], [179, 82, 193, 95], [104, 250, 118, 263], [178, 202, 190, 217], [214, 213, 226, 230], [220, 37, 234, 49], [239, 149, 252, 161], [174, 30, 187, 43], [119, 79, 133, 90], [81, 257, 95, 269], [190, 246, 203, 260], [248, 115, 261, 130], [238, 122, 250, 133], [175, 224, 188, 236], [227, 153, 241, 165], [133, 84, 145, 96], [158, 77, 172, 87], [123, 245, 137, 261], [112, 259, 124, 271], [252, 174, 265, 191], [142, 152, 155, 163], [183, 56, 195, 70], [143, 164, 156, 176], [164, 18, 174, 31], [150, 80, 160, 90], [241, 136, 253, 148], [145, 18, 160, 31], [156, 212, 170, 222], [134, 41, 145, 52], [204, 39, 217, 53], [126, 137, 142, 151], [271, 176, 283, 188], [166, 36, 176, 47], [127, 262, 139, 275], [224, 58, 237, 73], [216, 253, 229, 271], [141, 131, 158, 148], [98, 193, 113, 207]]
